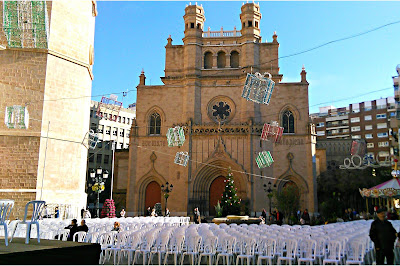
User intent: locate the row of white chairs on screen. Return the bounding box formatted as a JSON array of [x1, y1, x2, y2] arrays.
[[90, 220, 380, 265]]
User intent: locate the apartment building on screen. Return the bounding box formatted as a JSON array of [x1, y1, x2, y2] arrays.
[[311, 97, 396, 162], [87, 101, 135, 212], [391, 65, 400, 160], [88, 100, 135, 169]]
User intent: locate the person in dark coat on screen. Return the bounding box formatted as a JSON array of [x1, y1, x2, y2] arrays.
[[369, 207, 397, 265], [55, 206, 60, 218], [261, 209, 267, 223], [146, 207, 151, 216], [65, 219, 78, 241], [275, 208, 284, 226], [301, 209, 311, 225], [77, 220, 89, 232]]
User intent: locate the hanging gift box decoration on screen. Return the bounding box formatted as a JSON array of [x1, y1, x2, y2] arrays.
[[166, 126, 185, 147], [256, 151, 274, 168], [96, 96, 123, 122], [241, 72, 275, 105], [88, 130, 100, 150], [81, 129, 100, 150], [5, 105, 29, 129], [350, 140, 366, 156], [261, 121, 284, 143], [174, 151, 189, 167]]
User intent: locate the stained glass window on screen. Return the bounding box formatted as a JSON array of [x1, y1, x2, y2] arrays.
[[282, 110, 295, 133], [149, 113, 161, 135]]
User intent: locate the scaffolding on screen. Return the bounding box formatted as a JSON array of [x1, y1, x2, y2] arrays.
[[3, 0, 48, 48]]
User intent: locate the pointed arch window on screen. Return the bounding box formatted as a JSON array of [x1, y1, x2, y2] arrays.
[[149, 112, 161, 135], [282, 110, 295, 133]]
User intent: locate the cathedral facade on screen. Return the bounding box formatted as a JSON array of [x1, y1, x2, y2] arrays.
[[127, 3, 316, 216]]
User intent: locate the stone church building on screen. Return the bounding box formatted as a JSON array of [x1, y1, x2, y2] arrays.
[[126, 3, 316, 216]]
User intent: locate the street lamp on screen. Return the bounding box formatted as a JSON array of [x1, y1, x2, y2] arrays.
[[161, 182, 173, 216], [90, 167, 109, 218], [264, 181, 276, 213]]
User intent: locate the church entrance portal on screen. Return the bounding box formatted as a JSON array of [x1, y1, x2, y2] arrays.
[[145, 181, 161, 211], [209, 176, 226, 216]]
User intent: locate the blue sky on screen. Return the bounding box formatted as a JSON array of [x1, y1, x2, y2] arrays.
[[92, 1, 400, 113]]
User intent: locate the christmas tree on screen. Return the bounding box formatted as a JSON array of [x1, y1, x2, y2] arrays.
[[220, 167, 241, 216], [100, 199, 116, 218]]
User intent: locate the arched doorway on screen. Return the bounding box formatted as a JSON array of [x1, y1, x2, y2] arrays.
[[209, 176, 226, 216], [145, 181, 161, 211]]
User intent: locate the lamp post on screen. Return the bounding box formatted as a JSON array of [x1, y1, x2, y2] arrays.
[[90, 167, 109, 218], [161, 182, 173, 216], [264, 181, 276, 213]]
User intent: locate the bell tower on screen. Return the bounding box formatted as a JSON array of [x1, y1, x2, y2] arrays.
[[183, 3, 205, 40], [240, 2, 261, 42]]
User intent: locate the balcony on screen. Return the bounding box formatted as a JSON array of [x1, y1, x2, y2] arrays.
[[326, 123, 349, 130], [202, 27, 241, 38], [326, 115, 348, 122], [326, 134, 350, 139]]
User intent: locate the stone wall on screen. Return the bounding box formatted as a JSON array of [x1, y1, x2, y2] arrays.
[[0, 0, 95, 218]]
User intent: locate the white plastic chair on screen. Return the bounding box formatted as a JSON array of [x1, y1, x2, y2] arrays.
[[120, 232, 141, 265], [298, 239, 317, 265], [10, 200, 45, 244], [149, 231, 171, 265], [164, 234, 185, 265], [198, 234, 218, 265], [277, 238, 298, 265], [133, 230, 157, 265], [0, 200, 14, 246], [57, 228, 70, 241], [109, 231, 130, 265], [236, 237, 256, 265], [257, 238, 276, 265], [98, 232, 115, 264], [73, 231, 87, 243], [181, 234, 202, 265], [346, 240, 365, 265], [323, 240, 342, 265]]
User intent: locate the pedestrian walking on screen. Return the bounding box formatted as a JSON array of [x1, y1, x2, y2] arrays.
[[165, 208, 170, 217], [301, 209, 311, 225], [55, 206, 60, 218], [83, 208, 91, 219], [369, 207, 397, 265], [194, 207, 201, 224], [275, 208, 283, 226], [120, 208, 126, 218], [261, 209, 267, 223]]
